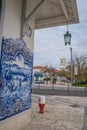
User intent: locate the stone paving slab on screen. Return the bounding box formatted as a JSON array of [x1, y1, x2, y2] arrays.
[[22, 95, 87, 130]]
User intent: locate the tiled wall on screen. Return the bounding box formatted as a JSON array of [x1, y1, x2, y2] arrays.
[[0, 37, 33, 120]]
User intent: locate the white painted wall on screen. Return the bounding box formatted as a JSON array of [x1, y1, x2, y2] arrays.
[[0, 109, 32, 130], [3, 0, 22, 38], [3, 0, 34, 52]]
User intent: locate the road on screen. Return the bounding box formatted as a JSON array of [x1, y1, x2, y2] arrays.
[[32, 84, 87, 97]]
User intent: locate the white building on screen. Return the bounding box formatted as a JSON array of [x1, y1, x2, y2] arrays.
[[60, 56, 66, 70]]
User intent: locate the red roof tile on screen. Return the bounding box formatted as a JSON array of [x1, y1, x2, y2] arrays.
[[33, 66, 45, 69], [33, 66, 60, 74]]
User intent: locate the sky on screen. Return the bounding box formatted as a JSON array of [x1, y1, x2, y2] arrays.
[[33, 0, 87, 69]]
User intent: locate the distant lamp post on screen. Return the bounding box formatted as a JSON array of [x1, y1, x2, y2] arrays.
[[64, 24, 71, 46], [74, 63, 78, 84]]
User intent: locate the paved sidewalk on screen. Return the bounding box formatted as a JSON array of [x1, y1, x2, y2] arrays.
[[23, 95, 87, 130], [82, 107, 87, 130]]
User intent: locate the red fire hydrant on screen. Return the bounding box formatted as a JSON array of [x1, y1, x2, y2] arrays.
[[39, 96, 45, 113]]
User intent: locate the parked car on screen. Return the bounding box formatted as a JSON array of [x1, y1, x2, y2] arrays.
[[34, 81, 45, 84]]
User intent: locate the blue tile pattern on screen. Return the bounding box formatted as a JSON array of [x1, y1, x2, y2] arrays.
[[0, 37, 33, 120]]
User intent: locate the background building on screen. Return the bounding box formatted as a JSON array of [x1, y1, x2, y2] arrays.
[[60, 56, 66, 70], [33, 66, 60, 84]]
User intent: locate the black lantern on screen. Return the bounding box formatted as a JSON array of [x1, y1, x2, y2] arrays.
[[64, 24, 71, 45]]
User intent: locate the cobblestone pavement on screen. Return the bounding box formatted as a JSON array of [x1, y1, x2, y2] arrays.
[[23, 95, 87, 130], [82, 107, 87, 130]]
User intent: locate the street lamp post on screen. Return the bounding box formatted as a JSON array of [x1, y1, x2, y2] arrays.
[[64, 23, 72, 87], [70, 47, 73, 87], [64, 24, 71, 46]]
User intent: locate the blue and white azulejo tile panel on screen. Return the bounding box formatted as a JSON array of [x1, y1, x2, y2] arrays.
[[0, 37, 33, 120]]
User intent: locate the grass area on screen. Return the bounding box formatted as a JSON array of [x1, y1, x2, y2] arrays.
[[74, 84, 87, 87]]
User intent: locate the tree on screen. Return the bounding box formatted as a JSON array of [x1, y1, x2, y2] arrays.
[[42, 65, 58, 87], [66, 53, 87, 84], [58, 70, 66, 78]]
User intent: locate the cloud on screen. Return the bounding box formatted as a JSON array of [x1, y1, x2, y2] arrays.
[[34, 0, 87, 69]]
